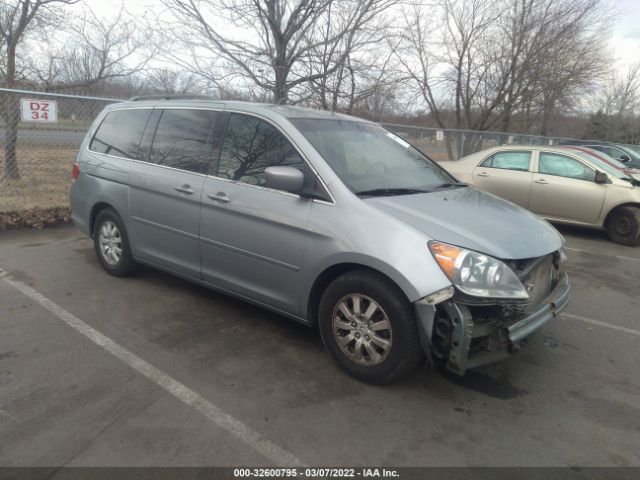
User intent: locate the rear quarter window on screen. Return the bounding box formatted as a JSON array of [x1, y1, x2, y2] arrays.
[[480, 151, 531, 171], [89, 109, 151, 160]]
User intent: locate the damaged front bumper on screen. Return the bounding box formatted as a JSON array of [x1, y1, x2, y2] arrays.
[[415, 273, 570, 375]]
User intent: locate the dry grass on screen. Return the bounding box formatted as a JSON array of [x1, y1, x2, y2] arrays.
[[0, 145, 76, 212]]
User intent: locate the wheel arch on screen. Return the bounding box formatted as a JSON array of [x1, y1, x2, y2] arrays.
[[305, 260, 419, 326], [89, 201, 118, 237], [603, 202, 640, 227]]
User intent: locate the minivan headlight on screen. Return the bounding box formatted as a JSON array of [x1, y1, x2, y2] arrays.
[[428, 241, 529, 299]]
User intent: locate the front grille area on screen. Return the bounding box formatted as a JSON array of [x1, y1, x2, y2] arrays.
[[522, 255, 554, 309]]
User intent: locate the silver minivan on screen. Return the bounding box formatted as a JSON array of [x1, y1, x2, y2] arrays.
[[70, 97, 570, 384]]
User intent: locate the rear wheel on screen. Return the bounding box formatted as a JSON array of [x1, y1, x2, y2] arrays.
[[318, 270, 422, 384], [93, 208, 140, 276], [606, 206, 640, 246]]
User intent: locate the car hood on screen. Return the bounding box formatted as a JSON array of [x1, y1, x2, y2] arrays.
[[365, 187, 563, 260]]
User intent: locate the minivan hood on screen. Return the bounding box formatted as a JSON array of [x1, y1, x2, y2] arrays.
[[365, 187, 563, 260]]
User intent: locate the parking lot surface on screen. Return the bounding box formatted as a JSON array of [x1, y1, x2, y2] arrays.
[[0, 224, 639, 467]]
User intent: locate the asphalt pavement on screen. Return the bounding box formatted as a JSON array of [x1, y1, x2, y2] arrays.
[[0, 224, 638, 467]]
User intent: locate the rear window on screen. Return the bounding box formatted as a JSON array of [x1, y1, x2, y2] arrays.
[[89, 109, 151, 160]]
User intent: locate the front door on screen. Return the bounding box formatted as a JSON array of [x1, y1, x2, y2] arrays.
[[199, 112, 313, 314], [529, 151, 606, 224]]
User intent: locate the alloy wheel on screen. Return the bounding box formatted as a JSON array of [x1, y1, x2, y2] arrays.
[[98, 220, 123, 266], [331, 294, 393, 366]]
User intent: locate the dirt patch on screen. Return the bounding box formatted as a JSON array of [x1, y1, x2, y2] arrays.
[[0, 207, 71, 231]]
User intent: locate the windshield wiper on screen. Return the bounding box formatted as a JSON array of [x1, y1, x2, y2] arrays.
[[355, 187, 429, 197], [430, 182, 467, 190]]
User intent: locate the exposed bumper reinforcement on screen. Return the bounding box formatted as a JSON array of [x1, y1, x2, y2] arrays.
[[424, 273, 571, 376], [507, 273, 570, 343]]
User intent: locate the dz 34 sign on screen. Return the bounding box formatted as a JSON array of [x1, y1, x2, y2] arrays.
[[21, 98, 58, 123]]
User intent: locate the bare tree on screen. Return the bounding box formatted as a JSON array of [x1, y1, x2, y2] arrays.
[[302, 5, 406, 118], [600, 62, 640, 119], [587, 62, 640, 142], [41, 5, 152, 92], [500, 0, 609, 135], [397, 0, 610, 158], [396, 0, 501, 158], [159, 0, 396, 104], [0, 0, 78, 179], [145, 68, 202, 94]]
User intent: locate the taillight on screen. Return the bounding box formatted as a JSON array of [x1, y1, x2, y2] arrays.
[[72, 162, 80, 180]]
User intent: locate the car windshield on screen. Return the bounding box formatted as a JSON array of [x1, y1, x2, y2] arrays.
[[290, 118, 459, 196], [618, 145, 640, 161]]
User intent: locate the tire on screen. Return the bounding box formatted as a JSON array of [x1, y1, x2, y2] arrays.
[[606, 206, 640, 246], [318, 270, 422, 384], [93, 208, 140, 276]]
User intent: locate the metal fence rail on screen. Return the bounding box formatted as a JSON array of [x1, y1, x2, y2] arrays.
[[1, 87, 638, 217]]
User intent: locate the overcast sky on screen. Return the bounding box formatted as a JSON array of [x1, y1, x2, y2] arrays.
[[610, 0, 640, 69], [86, 0, 640, 73]]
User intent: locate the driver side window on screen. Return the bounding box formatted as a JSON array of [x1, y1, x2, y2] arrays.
[[538, 153, 594, 181], [217, 113, 305, 186]]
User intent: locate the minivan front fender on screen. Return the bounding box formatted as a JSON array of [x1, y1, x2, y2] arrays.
[[301, 251, 451, 323]]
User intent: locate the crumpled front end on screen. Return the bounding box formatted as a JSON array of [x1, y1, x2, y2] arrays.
[[415, 249, 570, 375]]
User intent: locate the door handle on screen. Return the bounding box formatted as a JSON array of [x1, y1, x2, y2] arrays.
[[534, 179, 548, 185], [476, 172, 489, 177], [174, 185, 195, 195], [207, 192, 230, 203]]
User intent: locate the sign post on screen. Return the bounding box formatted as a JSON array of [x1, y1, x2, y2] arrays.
[[21, 98, 58, 123]]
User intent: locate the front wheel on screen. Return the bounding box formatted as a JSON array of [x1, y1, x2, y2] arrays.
[[318, 270, 422, 384], [93, 208, 140, 276], [606, 206, 640, 246]]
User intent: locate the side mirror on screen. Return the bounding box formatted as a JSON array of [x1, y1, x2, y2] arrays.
[[620, 154, 630, 163], [264, 166, 304, 194], [595, 171, 608, 184]]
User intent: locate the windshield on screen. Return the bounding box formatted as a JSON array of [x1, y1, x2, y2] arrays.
[[618, 145, 640, 161], [290, 118, 459, 195]]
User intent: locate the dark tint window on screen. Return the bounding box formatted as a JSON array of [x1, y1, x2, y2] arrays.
[[90, 109, 151, 160], [480, 151, 531, 171], [149, 109, 218, 174], [218, 113, 305, 185]]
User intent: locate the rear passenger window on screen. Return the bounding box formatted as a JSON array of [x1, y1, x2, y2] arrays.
[[149, 109, 218, 174], [90, 109, 151, 160], [217, 113, 305, 185], [480, 151, 531, 171]]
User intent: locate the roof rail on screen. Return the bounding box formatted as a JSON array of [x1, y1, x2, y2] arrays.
[[128, 94, 217, 101]]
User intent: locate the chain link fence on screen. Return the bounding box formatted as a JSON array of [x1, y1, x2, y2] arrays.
[[1, 87, 638, 226], [0, 88, 119, 222], [381, 123, 611, 162]]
